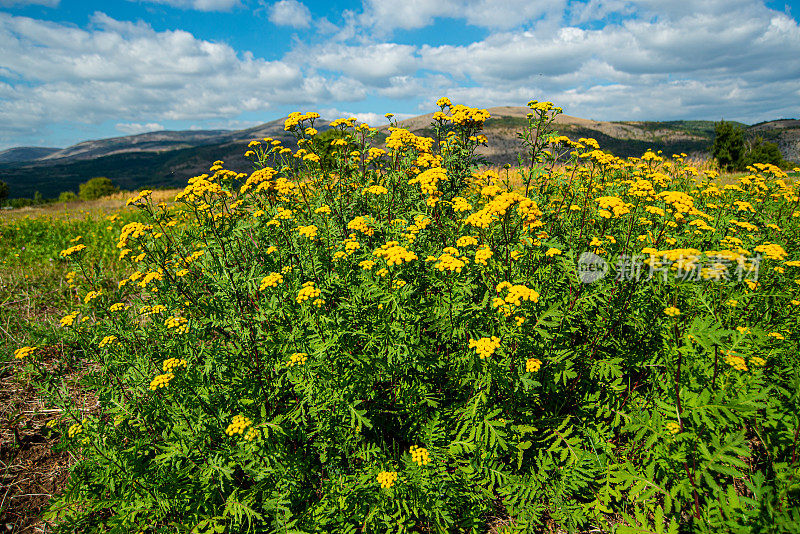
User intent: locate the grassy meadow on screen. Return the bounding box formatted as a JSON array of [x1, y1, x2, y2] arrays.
[[3, 100, 800, 533]]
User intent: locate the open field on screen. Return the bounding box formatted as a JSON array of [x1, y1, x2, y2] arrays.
[[2, 104, 800, 532]]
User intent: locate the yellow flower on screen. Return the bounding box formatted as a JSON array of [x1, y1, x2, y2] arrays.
[[99, 335, 118, 348], [287, 353, 308, 367], [260, 272, 284, 290], [162, 358, 187, 373], [225, 414, 252, 436], [297, 281, 321, 303], [750, 356, 766, 367], [149, 373, 175, 390], [663, 306, 681, 317], [60, 312, 78, 327], [545, 248, 562, 257], [410, 445, 430, 466], [376, 470, 398, 489], [724, 352, 748, 371], [768, 332, 785, 340], [469, 336, 501, 359], [68, 423, 83, 438], [14, 346, 37, 359], [526, 358, 542, 372], [666, 422, 681, 435], [60, 244, 86, 257]]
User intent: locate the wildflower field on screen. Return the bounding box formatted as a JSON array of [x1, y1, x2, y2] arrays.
[[4, 99, 800, 533]]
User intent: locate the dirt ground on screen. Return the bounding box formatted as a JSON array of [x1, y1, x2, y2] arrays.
[[0, 343, 96, 533]]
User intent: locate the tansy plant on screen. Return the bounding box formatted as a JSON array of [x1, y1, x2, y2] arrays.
[[14, 99, 800, 533]]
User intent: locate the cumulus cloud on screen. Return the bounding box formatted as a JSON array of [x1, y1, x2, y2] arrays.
[[319, 107, 415, 126], [0, 12, 366, 146], [133, 0, 240, 11], [115, 122, 166, 135], [359, 0, 564, 32], [268, 0, 312, 28], [310, 43, 417, 85]]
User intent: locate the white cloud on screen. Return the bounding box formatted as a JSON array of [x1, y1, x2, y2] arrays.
[[310, 43, 417, 84], [133, 0, 240, 11], [319, 107, 415, 126], [115, 122, 166, 135], [0, 12, 367, 146], [268, 0, 312, 28], [359, 0, 564, 33]]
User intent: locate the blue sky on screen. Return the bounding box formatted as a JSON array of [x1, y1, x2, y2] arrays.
[[0, 0, 799, 149]]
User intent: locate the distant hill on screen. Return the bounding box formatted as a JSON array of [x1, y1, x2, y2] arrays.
[[387, 107, 754, 165], [0, 147, 60, 164], [1, 109, 797, 199]]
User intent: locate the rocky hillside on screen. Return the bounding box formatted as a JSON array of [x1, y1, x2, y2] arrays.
[[1, 109, 797, 199]]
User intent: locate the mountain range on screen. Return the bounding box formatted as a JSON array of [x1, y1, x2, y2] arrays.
[[1, 108, 798, 199]]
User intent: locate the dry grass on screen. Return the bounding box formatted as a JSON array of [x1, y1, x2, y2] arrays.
[[1, 189, 181, 222]]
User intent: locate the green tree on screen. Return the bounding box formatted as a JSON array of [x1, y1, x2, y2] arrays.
[[0, 180, 8, 202], [712, 120, 745, 172], [742, 136, 787, 169], [78, 177, 118, 201], [58, 191, 78, 203]]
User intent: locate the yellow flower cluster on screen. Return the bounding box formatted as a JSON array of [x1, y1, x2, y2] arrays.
[[14, 346, 36, 359], [666, 422, 681, 435], [99, 335, 118, 348], [447, 104, 491, 126], [117, 222, 151, 249], [364, 185, 388, 195], [434, 248, 469, 273], [373, 241, 418, 267], [545, 248, 561, 257], [754, 243, 788, 261], [656, 191, 695, 214], [724, 353, 748, 371], [149, 373, 175, 390], [225, 414, 253, 436], [163, 358, 187, 373], [595, 196, 631, 218], [359, 260, 375, 270], [452, 196, 473, 212], [60, 244, 87, 257], [84, 290, 102, 304], [297, 281, 321, 303], [126, 189, 153, 206], [297, 225, 318, 240], [410, 445, 430, 466], [386, 128, 434, 152], [469, 336, 501, 359], [284, 111, 320, 131], [68, 423, 83, 438], [663, 306, 681, 317], [348, 216, 375, 236], [376, 471, 398, 489], [526, 358, 542, 372], [456, 235, 478, 247], [408, 167, 448, 202], [474, 245, 493, 266], [61, 312, 78, 327], [165, 316, 188, 334], [496, 282, 540, 306], [260, 272, 284, 290], [287, 353, 308, 367]]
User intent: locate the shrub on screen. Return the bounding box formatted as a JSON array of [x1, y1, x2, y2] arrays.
[[78, 176, 118, 200], [16, 100, 800, 533], [712, 120, 746, 172], [58, 191, 78, 203]]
